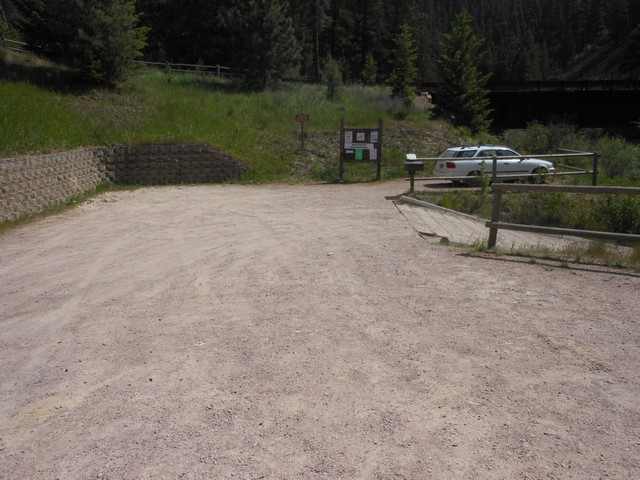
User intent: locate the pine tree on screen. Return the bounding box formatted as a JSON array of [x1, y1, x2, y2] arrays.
[[224, 0, 300, 90], [14, 0, 77, 61], [362, 52, 378, 85], [387, 23, 418, 105], [14, 0, 146, 84], [289, 0, 329, 82], [322, 54, 342, 100], [136, 0, 229, 65], [435, 9, 492, 133], [68, 0, 147, 84]]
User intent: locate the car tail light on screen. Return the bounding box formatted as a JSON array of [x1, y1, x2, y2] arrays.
[[446, 162, 456, 169]]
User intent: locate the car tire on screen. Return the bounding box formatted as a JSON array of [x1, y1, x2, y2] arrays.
[[466, 171, 483, 187], [530, 167, 548, 184]]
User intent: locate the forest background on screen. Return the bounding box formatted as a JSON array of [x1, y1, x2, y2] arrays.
[[2, 0, 640, 88], [139, 0, 640, 84]]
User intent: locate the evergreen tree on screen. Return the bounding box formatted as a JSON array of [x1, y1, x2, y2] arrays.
[[435, 9, 492, 133], [387, 23, 418, 105], [68, 0, 147, 84], [362, 52, 378, 85], [137, 0, 229, 65], [322, 54, 342, 100], [14, 0, 77, 60], [13, 0, 146, 84], [289, 0, 329, 82], [224, 0, 300, 90]]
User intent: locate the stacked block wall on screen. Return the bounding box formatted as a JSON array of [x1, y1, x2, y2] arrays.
[[0, 145, 245, 222]]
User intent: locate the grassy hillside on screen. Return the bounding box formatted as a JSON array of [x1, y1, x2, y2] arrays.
[[0, 48, 469, 183]]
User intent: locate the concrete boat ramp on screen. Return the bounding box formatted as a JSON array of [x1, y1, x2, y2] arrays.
[[396, 196, 579, 251]]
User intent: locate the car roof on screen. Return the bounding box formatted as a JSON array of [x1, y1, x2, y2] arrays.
[[446, 145, 511, 151]]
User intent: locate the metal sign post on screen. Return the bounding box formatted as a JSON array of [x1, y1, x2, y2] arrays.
[[295, 114, 309, 151]]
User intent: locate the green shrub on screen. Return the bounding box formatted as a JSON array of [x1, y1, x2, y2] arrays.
[[501, 122, 640, 181], [416, 190, 493, 218], [501, 192, 575, 227], [501, 121, 589, 154], [595, 136, 640, 179], [593, 195, 640, 234]]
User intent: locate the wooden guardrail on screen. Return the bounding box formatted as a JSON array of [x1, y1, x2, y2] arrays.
[[486, 184, 640, 248]]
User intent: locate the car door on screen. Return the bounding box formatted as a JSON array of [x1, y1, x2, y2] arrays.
[[496, 149, 528, 175], [475, 149, 503, 174]]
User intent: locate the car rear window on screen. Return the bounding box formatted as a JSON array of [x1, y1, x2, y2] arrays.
[[439, 149, 457, 158], [439, 148, 477, 158]]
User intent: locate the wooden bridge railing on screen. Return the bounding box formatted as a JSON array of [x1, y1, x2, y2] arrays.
[[486, 184, 640, 248]]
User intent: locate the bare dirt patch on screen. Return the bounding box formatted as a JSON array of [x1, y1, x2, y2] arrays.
[[1, 181, 639, 479]]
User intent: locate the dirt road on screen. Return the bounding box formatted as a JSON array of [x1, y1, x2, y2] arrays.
[[1, 181, 639, 479]]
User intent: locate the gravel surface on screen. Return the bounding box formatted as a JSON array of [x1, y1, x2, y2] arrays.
[[1, 181, 639, 479]]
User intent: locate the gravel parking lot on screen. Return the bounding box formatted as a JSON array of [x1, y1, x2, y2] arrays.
[[1, 181, 639, 479]]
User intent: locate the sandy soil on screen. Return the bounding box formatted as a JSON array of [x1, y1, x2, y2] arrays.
[[1, 180, 639, 479]]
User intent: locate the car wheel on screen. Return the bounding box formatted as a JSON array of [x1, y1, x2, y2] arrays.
[[466, 171, 483, 187], [530, 167, 548, 184]]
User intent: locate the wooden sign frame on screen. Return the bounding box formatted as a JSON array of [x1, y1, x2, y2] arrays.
[[339, 119, 382, 182]]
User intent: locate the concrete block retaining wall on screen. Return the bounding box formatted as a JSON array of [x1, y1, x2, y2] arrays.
[[0, 145, 245, 222], [104, 144, 244, 185], [0, 148, 107, 222]]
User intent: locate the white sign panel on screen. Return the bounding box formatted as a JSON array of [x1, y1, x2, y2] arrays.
[[345, 131, 353, 145]]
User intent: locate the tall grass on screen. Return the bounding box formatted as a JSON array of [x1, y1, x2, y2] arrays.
[[0, 82, 93, 151], [1, 67, 445, 182]]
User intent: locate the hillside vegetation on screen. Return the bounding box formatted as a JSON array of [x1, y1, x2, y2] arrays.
[[0, 48, 469, 183], [2, 48, 639, 267]]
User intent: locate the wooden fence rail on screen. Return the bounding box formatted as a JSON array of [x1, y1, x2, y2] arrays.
[[135, 60, 243, 78], [486, 183, 640, 248], [2, 38, 31, 52]]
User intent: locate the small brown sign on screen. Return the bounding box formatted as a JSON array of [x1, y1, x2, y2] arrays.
[[295, 114, 309, 122]]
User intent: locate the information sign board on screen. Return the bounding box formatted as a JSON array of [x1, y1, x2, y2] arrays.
[[339, 119, 383, 181]]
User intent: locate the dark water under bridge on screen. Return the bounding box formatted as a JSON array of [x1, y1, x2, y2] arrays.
[[423, 80, 640, 131]]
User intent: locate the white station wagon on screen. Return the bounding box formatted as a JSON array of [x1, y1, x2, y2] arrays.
[[433, 145, 555, 186]]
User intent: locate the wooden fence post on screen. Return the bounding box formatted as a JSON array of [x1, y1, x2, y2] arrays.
[[339, 119, 345, 182], [487, 186, 503, 248], [592, 152, 599, 186], [491, 154, 498, 183], [376, 118, 383, 181]]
